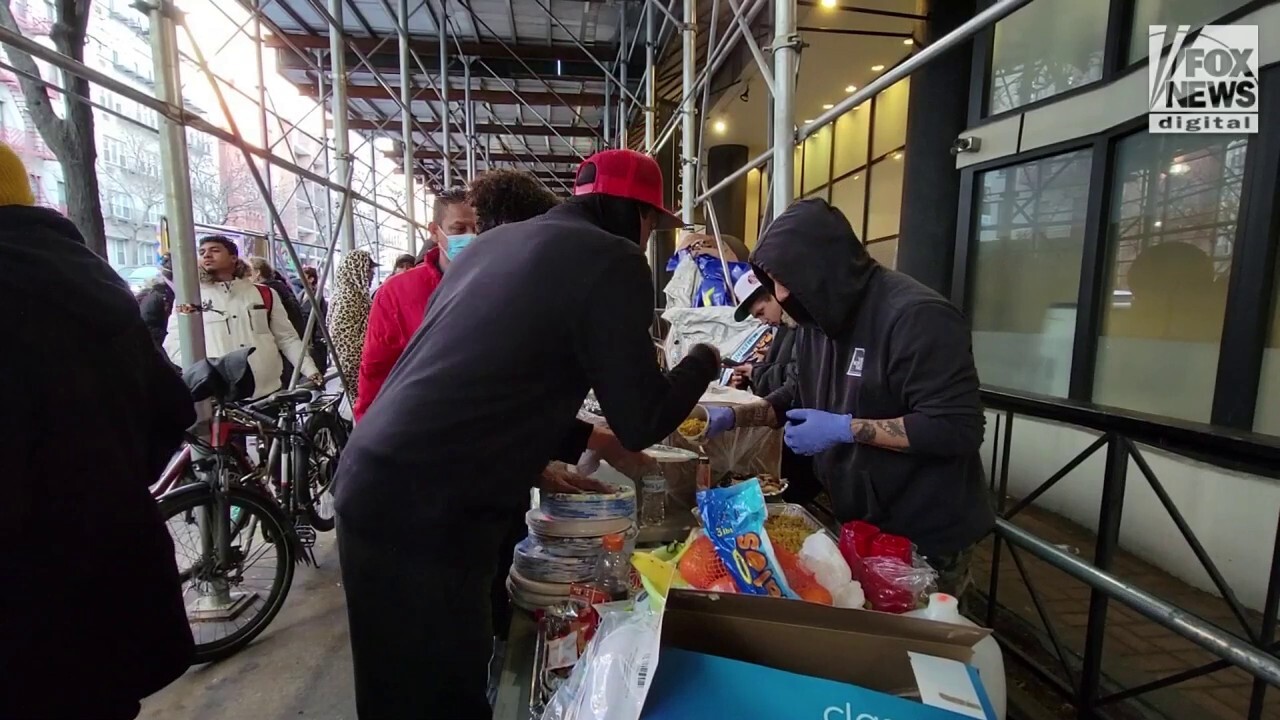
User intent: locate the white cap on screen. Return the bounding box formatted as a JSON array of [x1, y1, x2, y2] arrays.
[[733, 270, 768, 322]]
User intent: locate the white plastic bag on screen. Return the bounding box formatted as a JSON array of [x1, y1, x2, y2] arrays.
[[541, 604, 661, 720], [663, 253, 700, 310], [661, 306, 758, 370]]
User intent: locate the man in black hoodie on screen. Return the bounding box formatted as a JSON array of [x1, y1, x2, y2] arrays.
[[334, 148, 719, 718], [707, 198, 993, 595], [0, 150, 195, 718]]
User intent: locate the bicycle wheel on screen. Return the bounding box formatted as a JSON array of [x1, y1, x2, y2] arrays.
[[299, 410, 347, 532], [159, 484, 297, 664]]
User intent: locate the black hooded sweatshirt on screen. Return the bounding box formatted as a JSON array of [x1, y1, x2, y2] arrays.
[[0, 206, 195, 716], [751, 199, 994, 558], [335, 200, 718, 551]]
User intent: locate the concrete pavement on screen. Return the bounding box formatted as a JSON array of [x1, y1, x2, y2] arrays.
[[140, 535, 356, 720]]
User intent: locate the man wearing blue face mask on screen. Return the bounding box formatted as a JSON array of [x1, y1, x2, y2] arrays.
[[355, 188, 476, 420]]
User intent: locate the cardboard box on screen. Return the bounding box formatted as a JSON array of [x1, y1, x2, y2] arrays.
[[640, 590, 995, 720]]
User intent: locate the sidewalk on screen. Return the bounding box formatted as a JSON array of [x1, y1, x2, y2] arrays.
[[973, 505, 1277, 720]]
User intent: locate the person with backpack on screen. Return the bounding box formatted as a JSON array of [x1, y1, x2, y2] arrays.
[[137, 253, 175, 348], [163, 234, 320, 397]]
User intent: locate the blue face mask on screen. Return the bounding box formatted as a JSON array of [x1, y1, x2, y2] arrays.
[[444, 233, 476, 260]]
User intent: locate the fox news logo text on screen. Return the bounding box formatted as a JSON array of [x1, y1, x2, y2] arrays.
[[1148, 24, 1258, 134]]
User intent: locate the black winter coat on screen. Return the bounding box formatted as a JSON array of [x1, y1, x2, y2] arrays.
[[0, 206, 196, 718], [138, 280, 175, 347], [752, 199, 994, 558]]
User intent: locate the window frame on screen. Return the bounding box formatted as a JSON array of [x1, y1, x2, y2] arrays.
[[952, 66, 1280, 431], [967, 0, 1274, 126]]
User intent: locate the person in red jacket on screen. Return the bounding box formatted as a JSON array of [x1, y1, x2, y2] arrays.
[[355, 188, 474, 420]]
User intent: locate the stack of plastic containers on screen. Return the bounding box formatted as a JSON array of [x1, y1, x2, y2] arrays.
[[506, 485, 637, 611]]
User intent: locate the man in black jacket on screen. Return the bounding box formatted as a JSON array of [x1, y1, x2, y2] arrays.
[[138, 253, 175, 348], [0, 157, 195, 718], [707, 198, 993, 596], [334, 148, 719, 718]]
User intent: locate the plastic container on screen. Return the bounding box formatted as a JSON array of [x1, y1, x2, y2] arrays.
[[799, 532, 852, 592], [640, 474, 667, 527], [592, 533, 631, 601], [906, 593, 1007, 720]]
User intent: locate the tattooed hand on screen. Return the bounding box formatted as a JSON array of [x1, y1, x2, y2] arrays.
[[849, 417, 911, 451], [732, 401, 780, 429]]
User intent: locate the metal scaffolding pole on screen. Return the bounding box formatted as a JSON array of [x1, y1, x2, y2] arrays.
[[603, 73, 612, 150], [464, 58, 475, 182], [254, 0, 273, 261], [438, 0, 452, 189], [644, 1, 655, 152], [327, 0, 355, 252], [147, 0, 203, 370], [618, 6, 628, 149], [398, 0, 416, 255], [771, 0, 796, 213], [679, 0, 695, 224]]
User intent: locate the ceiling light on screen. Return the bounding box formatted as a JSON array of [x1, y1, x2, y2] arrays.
[[853, 175, 860, 181], [845, 85, 857, 93], [712, 119, 727, 134], [1153, 220, 1163, 228], [804, 119, 815, 124], [820, 0, 837, 7], [1169, 161, 1191, 175], [903, 38, 913, 46], [893, 152, 903, 160], [871, 64, 885, 72], [822, 103, 834, 110]]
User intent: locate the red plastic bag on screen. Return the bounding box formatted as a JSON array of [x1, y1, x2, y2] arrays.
[[839, 521, 937, 613], [838, 520, 880, 580]]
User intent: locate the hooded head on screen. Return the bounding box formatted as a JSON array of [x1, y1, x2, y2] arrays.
[[0, 143, 35, 207], [749, 198, 878, 338], [336, 249, 376, 293]]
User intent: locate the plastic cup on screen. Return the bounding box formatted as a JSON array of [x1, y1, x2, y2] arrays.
[[870, 533, 913, 564]]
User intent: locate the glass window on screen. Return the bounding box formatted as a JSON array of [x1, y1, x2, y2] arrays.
[[803, 125, 833, 195], [866, 154, 905, 241], [988, 0, 1108, 115], [969, 149, 1093, 396], [831, 171, 867, 240], [832, 103, 870, 180], [867, 238, 898, 269], [1093, 133, 1247, 423], [1129, 0, 1252, 63], [1256, 257, 1280, 436], [873, 78, 910, 159]]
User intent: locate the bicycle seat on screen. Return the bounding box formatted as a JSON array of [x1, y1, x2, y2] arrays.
[[184, 348, 257, 403], [273, 388, 315, 405]]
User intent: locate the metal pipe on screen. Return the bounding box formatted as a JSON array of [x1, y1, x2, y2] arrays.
[[399, 0, 416, 255], [679, 0, 695, 224], [725, 0, 774, 96], [604, 73, 612, 149], [315, 50, 338, 257], [254, 0, 273, 260], [618, 5, 628, 149], [644, 1, 655, 151], [798, 0, 1032, 141], [693, 0, 719, 203], [646, 0, 681, 34], [998, 519, 1280, 688], [327, 0, 355, 251], [527, 0, 646, 109], [147, 0, 203, 370], [694, 147, 771, 205], [475, 60, 587, 160], [438, 0, 452, 189], [771, 0, 796, 211], [464, 57, 475, 182]]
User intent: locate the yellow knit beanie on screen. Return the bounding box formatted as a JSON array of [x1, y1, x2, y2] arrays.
[[0, 143, 35, 207]]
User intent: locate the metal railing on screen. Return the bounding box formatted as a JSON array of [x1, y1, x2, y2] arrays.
[[979, 388, 1280, 719]]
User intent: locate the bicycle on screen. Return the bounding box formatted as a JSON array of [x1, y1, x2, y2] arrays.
[[155, 351, 348, 663]]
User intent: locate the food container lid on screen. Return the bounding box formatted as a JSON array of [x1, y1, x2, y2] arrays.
[[643, 444, 700, 463]]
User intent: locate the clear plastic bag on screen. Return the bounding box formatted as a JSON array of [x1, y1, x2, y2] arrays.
[[540, 603, 661, 720], [860, 555, 938, 614]]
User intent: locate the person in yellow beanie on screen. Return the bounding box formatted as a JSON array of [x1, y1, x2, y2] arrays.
[[0, 141, 36, 207], [0, 140, 196, 719]]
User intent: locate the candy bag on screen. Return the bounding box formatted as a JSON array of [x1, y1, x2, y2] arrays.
[[696, 481, 797, 598]]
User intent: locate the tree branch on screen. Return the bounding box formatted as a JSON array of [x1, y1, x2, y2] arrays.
[[0, 2, 70, 154]]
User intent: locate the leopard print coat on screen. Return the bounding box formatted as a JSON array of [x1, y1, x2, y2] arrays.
[[328, 251, 374, 399]]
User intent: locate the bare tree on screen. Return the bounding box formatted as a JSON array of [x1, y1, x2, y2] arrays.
[[100, 132, 163, 246], [189, 150, 260, 226], [0, 0, 106, 255]]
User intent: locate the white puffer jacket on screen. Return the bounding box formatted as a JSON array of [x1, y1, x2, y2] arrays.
[[163, 278, 317, 399]]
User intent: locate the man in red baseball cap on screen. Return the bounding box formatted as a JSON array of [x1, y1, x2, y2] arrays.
[[333, 148, 720, 718]]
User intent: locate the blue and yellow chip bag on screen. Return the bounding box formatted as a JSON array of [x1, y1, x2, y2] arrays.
[[696, 480, 797, 598]]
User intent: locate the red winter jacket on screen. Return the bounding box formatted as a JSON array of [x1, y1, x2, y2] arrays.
[[354, 246, 445, 420]]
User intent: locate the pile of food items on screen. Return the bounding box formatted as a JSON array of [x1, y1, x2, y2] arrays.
[[632, 481, 939, 613]]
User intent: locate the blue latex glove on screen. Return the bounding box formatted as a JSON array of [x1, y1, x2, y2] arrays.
[[705, 406, 736, 439], [783, 409, 855, 456]]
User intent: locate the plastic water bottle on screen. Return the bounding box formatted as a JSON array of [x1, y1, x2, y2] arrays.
[[640, 474, 666, 527], [592, 533, 631, 602], [906, 593, 1007, 720]]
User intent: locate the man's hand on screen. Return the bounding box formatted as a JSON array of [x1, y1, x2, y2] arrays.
[[307, 373, 324, 388], [540, 464, 611, 494], [588, 426, 658, 478], [783, 409, 855, 456], [690, 342, 721, 367], [729, 364, 752, 390], [705, 406, 736, 439]]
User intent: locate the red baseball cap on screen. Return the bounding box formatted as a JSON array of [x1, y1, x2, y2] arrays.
[[572, 149, 684, 230]]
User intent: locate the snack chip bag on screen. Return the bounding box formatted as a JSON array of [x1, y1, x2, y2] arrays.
[[696, 480, 797, 598]]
